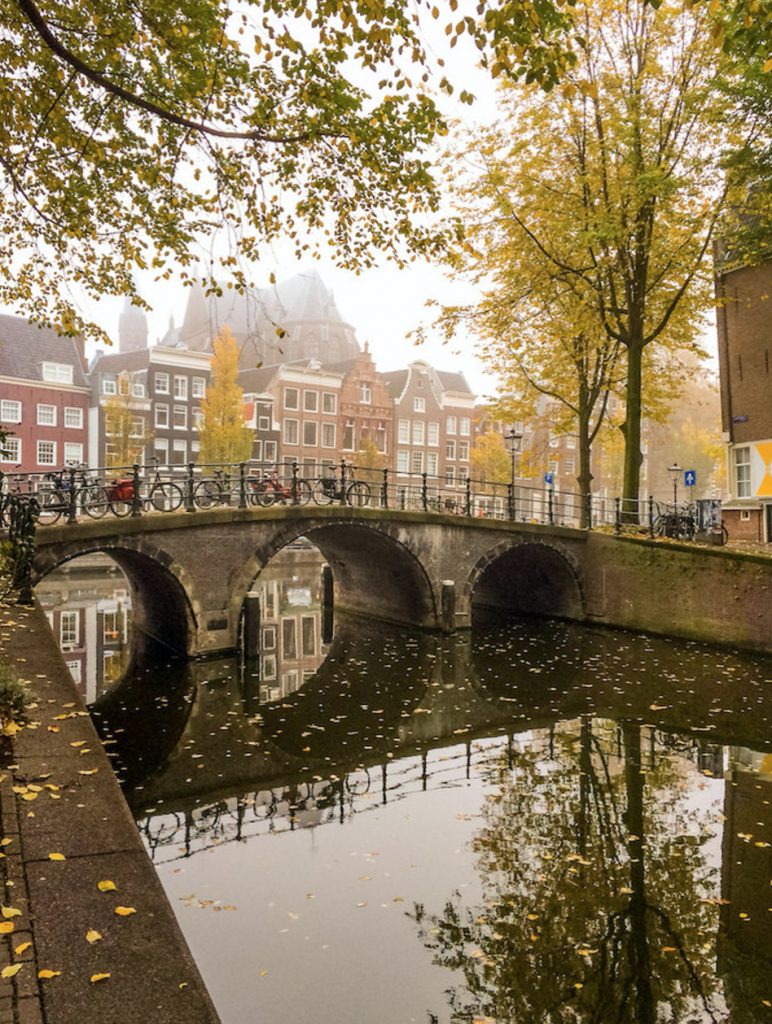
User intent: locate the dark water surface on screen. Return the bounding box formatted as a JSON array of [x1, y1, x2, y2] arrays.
[[38, 551, 772, 1024]]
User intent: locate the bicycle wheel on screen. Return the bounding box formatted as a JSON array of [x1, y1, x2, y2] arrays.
[[110, 495, 133, 517], [721, 523, 729, 545], [193, 479, 223, 510], [254, 480, 277, 507], [313, 479, 336, 506], [37, 490, 64, 524], [145, 481, 183, 512], [78, 485, 109, 519], [346, 481, 371, 508], [293, 479, 312, 506]]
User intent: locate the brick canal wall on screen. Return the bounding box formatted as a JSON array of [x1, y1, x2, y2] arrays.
[[585, 534, 772, 653], [0, 599, 220, 1024]]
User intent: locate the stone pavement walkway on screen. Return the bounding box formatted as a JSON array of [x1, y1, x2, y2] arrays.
[[0, 600, 220, 1024]]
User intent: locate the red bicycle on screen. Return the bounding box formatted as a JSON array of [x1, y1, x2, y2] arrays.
[[251, 470, 312, 507]]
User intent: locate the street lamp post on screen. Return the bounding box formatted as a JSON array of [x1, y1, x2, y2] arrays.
[[505, 428, 523, 520], [667, 462, 682, 508], [505, 428, 523, 485]]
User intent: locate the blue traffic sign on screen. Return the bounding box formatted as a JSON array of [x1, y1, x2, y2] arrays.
[[544, 472, 554, 485], [684, 469, 696, 487]]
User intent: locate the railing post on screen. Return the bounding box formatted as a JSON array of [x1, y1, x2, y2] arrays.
[[586, 492, 593, 531], [381, 467, 389, 509], [648, 494, 655, 539], [340, 459, 347, 505], [239, 462, 248, 509], [131, 463, 142, 517], [465, 476, 472, 517], [67, 466, 77, 524], [508, 482, 515, 521], [548, 487, 554, 525], [421, 472, 428, 512], [185, 461, 196, 512], [615, 496, 621, 535], [291, 461, 299, 505]]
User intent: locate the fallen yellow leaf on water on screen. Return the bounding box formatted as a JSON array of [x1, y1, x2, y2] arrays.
[[90, 973, 110, 984], [86, 930, 102, 944], [14, 942, 31, 955], [0, 838, 12, 847], [179, 982, 188, 989], [0, 922, 13, 934], [38, 970, 60, 979], [662, 946, 677, 952], [70, 741, 86, 747], [1, 964, 22, 979], [114, 906, 136, 916], [48, 853, 65, 861], [97, 880, 116, 892], [1, 907, 21, 919], [78, 769, 98, 776], [21, 793, 37, 802]]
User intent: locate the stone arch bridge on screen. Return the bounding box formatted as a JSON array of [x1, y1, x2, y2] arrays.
[[31, 506, 772, 657]]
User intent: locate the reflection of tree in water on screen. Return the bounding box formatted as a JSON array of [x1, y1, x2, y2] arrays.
[[414, 718, 727, 1024]]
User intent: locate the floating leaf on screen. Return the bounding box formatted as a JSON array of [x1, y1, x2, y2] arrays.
[[90, 973, 110, 983], [97, 880, 116, 892]]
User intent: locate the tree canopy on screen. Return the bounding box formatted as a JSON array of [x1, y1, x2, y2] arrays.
[[197, 326, 253, 466]]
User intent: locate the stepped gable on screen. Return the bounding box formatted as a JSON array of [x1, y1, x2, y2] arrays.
[[0, 314, 88, 386]]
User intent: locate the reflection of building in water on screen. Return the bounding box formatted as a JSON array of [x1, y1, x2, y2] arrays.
[[35, 554, 132, 703], [254, 543, 330, 702], [719, 755, 772, 1018]]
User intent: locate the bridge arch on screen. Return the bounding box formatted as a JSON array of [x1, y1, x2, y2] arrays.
[[467, 538, 584, 623], [33, 541, 198, 657], [230, 518, 439, 633]]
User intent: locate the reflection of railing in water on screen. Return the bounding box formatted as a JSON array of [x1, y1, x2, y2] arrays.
[[137, 725, 719, 866]]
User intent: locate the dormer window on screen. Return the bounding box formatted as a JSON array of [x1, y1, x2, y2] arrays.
[[41, 362, 73, 384]]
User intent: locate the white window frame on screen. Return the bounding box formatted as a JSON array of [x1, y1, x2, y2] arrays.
[[412, 421, 425, 445], [427, 451, 438, 476], [192, 377, 206, 398], [398, 419, 410, 444], [174, 375, 188, 400], [37, 440, 56, 465], [460, 417, 470, 436], [258, 415, 271, 431], [64, 442, 83, 465], [173, 405, 188, 430], [155, 404, 169, 428], [322, 392, 337, 414], [0, 399, 22, 424], [37, 404, 56, 426], [303, 421, 318, 446], [446, 440, 456, 460], [735, 446, 751, 499], [411, 450, 424, 474], [101, 379, 117, 396], [414, 396, 425, 413], [171, 438, 187, 465], [284, 419, 299, 445], [303, 390, 319, 413], [397, 450, 409, 474], [264, 441, 278, 462], [459, 441, 469, 461], [322, 422, 336, 448], [0, 437, 21, 463], [284, 387, 299, 410], [60, 610, 79, 649], [360, 384, 372, 405], [155, 372, 170, 394], [42, 362, 73, 384], [132, 383, 145, 398], [154, 438, 169, 465], [446, 416, 457, 434], [64, 406, 83, 429], [428, 422, 439, 446]]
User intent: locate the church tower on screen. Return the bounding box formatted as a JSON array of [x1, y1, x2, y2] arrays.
[[118, 298, 148, 353]]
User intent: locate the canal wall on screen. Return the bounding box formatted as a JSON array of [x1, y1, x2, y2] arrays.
[[0, 599, 220, 1024], [585, 533, 772, 653]]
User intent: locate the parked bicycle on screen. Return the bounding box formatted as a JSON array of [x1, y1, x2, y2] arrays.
[[312, 466, 371, 507], [252, 469, 312, 507], [653, 506, 696, 542], [193, 467, 236, 510], [35, 467, 109, 523]]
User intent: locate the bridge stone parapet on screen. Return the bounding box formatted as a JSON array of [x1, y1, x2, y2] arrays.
[[30, 506, 772, 657]]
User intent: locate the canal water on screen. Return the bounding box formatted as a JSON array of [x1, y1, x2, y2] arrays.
[[37, 546, 772, 1024]]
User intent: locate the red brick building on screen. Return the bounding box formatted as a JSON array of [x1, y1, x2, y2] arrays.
[[0, 315, 90, 475], [716, 256, 772, 541]]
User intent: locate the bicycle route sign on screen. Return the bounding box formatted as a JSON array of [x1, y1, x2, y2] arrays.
[[684, 470, 696, 487]]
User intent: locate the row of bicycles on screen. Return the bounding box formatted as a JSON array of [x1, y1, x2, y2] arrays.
[[0, 463, 373, 525]]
